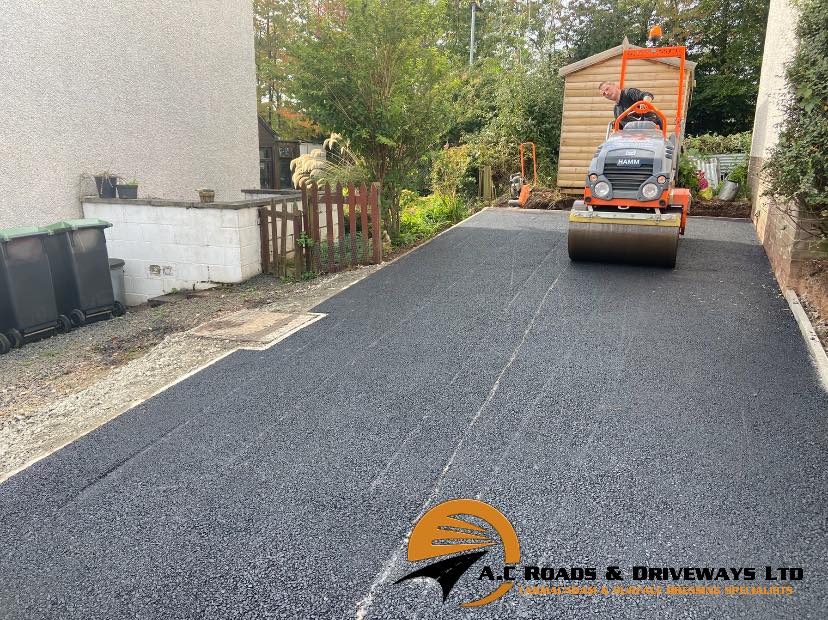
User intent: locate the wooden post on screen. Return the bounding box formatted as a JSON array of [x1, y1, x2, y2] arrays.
[[279, 199, 288, 277], [301, 194, 312, 274], [270, 198, 280, 275], [293, 200, 303, 280], [359, 183, 369, 265], [310, 183, 321, 273], [258, 206, 270, 274], [324, 184, 335, 273], [348, 182, 357, 268], [370, 184, 382, 264], [335, 182, 346, 270]]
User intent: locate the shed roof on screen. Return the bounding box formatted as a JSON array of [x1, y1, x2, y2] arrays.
[[559, 37, 697, 77]]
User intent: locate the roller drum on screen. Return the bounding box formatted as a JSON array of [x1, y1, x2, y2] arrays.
[[568, 220, 679, 268]]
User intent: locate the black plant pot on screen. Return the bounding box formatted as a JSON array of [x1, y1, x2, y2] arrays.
[[94, 175, 118, 198], [116, 184, 138, 199]]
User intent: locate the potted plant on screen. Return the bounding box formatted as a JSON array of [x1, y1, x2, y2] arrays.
[[94, 171, 119, 198], [116, 178, 139, 199], [198, 188, 215, 203]]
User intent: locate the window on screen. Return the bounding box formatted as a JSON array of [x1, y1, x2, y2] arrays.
[[259, 147, 273, 189]]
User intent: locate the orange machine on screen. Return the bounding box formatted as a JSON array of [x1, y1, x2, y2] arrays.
[[508, 142, 537, 208], [568, 44, 691, 268]]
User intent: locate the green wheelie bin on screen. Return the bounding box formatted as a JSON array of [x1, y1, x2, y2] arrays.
[[42, 219, 126, 327], [0, 227, 71, 353]]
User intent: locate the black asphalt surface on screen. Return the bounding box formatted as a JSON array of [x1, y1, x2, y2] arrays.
[[1, 209, 826, 619]]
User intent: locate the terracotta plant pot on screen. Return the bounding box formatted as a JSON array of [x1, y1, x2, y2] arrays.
[[198, 189, 215, 203]]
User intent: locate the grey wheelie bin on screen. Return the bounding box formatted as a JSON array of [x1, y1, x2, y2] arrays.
[[0, 227, 70, 353], [42, 219, 125, 327]]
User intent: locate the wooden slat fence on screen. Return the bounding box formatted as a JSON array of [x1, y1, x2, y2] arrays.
[[258, 183, 382, 278]]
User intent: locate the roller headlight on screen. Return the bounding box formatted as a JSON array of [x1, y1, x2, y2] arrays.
[[594, 181, 611, 198], [641, 183, 659, 200]]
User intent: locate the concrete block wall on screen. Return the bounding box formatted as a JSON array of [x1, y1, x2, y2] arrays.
[[82, 198, 298, 306]]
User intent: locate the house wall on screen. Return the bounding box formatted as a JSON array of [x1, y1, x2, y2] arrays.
[[748, 0, 823, 289], [1, 0, 259, 229], [558, 56, 693, 192]]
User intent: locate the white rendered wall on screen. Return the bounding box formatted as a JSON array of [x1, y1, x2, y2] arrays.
[[0, 1, 259, 229], [750, 0, 800, 161]]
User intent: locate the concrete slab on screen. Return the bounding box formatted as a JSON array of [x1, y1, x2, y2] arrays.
[[190, 310, 322, 344]]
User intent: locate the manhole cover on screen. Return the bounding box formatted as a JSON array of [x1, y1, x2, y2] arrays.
[[191, 310, 322, 344]]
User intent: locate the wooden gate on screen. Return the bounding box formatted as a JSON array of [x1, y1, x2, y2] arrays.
[[258, 183, 382, 279]]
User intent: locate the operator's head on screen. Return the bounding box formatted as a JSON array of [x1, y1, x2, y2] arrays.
[[599, 81, 621, 102]]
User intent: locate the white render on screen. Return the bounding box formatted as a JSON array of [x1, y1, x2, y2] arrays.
[[750, 0, 800, 161], [0, 1, 258, 229], [749, 0, 800, 240]]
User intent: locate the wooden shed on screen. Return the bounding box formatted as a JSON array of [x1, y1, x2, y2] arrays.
[[556, 38, 696, 194]]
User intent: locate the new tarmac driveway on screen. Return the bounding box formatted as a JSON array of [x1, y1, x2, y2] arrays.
[[1, 209, 826, 619]]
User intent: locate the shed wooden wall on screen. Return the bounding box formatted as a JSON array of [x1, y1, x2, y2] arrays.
[[557, 56, 693, 192]]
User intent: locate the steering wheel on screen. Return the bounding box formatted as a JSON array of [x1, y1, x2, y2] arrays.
[[614, 100, 668, 137]]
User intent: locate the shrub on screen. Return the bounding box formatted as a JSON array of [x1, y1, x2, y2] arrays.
[[398, 193, 470, 246], [763, 0, 828, 228], [677, 155, 700, 194], [683, 131, 752, 155], [431, 146, 475, 197]]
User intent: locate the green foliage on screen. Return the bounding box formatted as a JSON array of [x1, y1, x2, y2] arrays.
[[687, 0, 770, 134], [677, 155, 700, 193], [764, 0, 828, 222], [398, 193, 470, 246], [431, 146, 475, 197], [254, 0, 320, 140], [684, 132, 752, 155], [317, 232, 370, 269], [727, 163, 748, 185], [290, 0, 458, 235], [458, 59, 565, 192]]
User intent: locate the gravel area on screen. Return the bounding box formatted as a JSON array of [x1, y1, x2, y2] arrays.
[[0, 267, 378, 480]]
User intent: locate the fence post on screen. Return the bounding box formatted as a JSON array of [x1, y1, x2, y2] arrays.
[[370, 184, 382, 264], [324, 183, 335, 273], [348, 182, 357, 268], [359, 183, 369, 265], [310, 183, 321, 273], [270, 198, 280, 276], [293, 200, 304, 280], [280, 199, 288, 277], [336, 182, 346, 270], [258, 206, 270, 274]]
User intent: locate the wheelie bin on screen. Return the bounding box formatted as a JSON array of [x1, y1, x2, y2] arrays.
[[0, 227, 70, 353], [42, 219, 125, 327]]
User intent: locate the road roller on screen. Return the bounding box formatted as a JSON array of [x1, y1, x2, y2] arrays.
[[567, 46, 691, 268]]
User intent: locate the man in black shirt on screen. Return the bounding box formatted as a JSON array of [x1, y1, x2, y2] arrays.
[[599, 81, 662, 129]]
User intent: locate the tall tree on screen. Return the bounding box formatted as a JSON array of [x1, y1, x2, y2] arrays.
[[290, 0, 458, 234], [254, 0, 320, 140], [684, 0, 770, 134]]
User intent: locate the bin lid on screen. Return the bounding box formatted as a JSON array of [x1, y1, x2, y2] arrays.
[[44, 218, 112, 232], [0, 226, 50, 242], [109, 258, 125, 269]]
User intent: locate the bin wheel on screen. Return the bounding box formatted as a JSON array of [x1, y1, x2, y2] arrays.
[[112, 301, 126, 317], [70, 309, 86, 327], [57, 314, 72, 334], [0, 333, 10, 355], [7, 329, 23, 349]]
